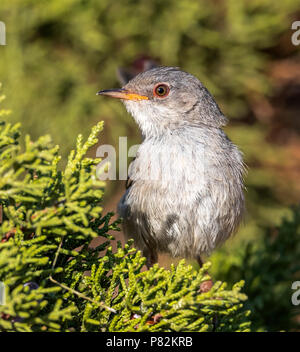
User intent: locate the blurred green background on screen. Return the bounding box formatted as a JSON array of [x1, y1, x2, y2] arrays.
[[0, 0, 300, 330]]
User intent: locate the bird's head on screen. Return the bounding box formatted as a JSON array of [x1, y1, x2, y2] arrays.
[[97, 66, 227, 137]]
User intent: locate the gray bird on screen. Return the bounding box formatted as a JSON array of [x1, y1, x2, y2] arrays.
[[97, 66, 245, 268]]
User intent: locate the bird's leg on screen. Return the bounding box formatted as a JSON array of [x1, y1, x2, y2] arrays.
[[145, 249, 158, 269], [196, 255, 203, 268], [197, 255, 213, 293]]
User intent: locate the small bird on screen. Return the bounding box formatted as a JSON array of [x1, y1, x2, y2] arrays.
[[97, 66, 245, 269]]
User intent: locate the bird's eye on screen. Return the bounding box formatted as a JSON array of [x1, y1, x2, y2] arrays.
[[153, 83, 170, 98]]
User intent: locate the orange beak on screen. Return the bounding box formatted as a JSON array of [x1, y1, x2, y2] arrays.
[[96, 88, 148, 101]]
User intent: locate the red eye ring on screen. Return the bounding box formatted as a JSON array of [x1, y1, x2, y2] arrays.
[[153, 83, 170, 98]]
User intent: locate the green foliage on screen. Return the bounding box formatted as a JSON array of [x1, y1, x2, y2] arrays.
[[0, 96, 251, 331], [211, 207, 300, 331]]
